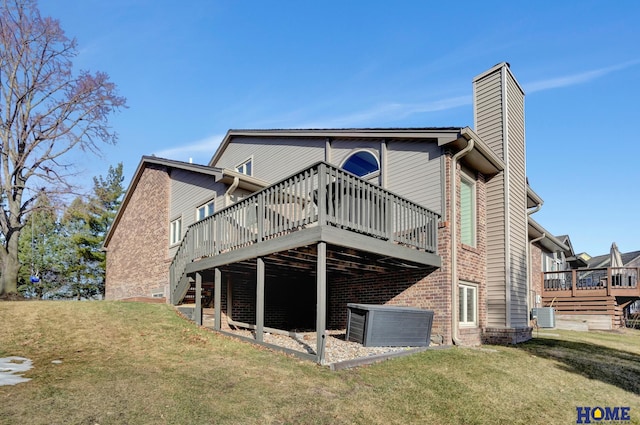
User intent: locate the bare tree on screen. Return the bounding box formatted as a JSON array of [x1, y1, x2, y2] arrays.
[[0, 0, 126, 295]]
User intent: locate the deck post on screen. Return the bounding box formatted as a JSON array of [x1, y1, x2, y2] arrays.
[[214, 268, 222, 331], [571, 270, 577, 297], [607, 267, 612, 296], [256, 257, 265, 342], [316, 242, 327, 364], [195, 272, 203, 326]]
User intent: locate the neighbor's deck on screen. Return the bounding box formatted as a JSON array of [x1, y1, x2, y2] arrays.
[[542, 267, 640, 299], [541, 267, 640, 328]]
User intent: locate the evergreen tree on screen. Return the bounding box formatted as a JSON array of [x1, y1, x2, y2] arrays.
[[61, 163, 124, 299], [17, 193, 65, 298]]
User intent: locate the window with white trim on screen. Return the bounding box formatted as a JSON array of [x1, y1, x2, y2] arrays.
[[460, 173, 476, 247], [236, 158, 252, 176], [458, 282, 477, 326], [196, 200, 215, 221], [341, 150, 380, 178], [170, 217, 182, 246]]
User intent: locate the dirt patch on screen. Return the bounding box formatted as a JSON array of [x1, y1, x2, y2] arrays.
[[0, 293, 28, 301]]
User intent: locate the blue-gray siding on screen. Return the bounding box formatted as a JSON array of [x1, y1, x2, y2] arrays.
[[169, 169, 228, 257], [386, 140, 442, 216], [216, 137, 444, 214], [214, 137, 325, 183]]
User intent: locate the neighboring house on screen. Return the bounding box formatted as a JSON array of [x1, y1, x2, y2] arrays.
[[532, 241, 640, 330], [586, 249, 640, 270], [105, 62, 578, 361], [527, 217, 573, 312]]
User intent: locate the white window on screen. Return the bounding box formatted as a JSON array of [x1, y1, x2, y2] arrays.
[[460, 173, 476, 247], [170, 217, 182, 246], [236, 158, 252, 176], [196, 200, 215, 221], [459, 282, 477, 326], [341, 150, 380, 178]]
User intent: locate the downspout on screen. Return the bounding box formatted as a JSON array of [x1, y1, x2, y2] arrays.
[[450, 137, 474, 345], [528, 203, 542, 215], [224, 176, 240, 207]]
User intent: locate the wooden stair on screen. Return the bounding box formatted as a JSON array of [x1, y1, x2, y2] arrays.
[[182, 282, 214, 307]]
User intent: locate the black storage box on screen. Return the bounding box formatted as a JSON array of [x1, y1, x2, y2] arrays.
[[346, 303, 434, 347]]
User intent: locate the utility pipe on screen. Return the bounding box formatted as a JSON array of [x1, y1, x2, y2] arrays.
[[224, 175, 240, 206], [450, 137, 474, 346]]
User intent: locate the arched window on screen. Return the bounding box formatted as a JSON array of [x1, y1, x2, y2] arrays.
[[341, 150, 379, 178]]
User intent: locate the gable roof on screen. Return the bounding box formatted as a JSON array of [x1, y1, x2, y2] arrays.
[[587, 249, 640, 268], [528, 217, 570, 253], [103, 156, 268, 249]]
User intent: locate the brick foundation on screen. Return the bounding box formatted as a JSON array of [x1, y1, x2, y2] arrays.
[[482, 327, 532, 344]]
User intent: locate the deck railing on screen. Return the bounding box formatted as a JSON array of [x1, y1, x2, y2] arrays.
[[170, 161, 440, 303], [542, 267, 639, 297]]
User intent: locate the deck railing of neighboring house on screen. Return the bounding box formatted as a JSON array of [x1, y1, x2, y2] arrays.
[[542, 267, 639, 297], [170, 161, 440, 303]]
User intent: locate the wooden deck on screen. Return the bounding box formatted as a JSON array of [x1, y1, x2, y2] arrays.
[[541, 267, 640, 329], [169, 161, 441, 305], [541, 267, 640, 299]]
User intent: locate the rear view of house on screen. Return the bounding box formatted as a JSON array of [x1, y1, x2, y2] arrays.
[[105, 63, 548, 362]]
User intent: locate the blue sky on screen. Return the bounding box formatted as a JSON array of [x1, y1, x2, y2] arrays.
[[40, 0, 639, 257]]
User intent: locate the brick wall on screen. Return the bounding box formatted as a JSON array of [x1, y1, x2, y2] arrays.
[[456, 162, 487, 346], [530, 244, 543, 307], [105, 165, 171, 300], [327, 154, 489, 346]]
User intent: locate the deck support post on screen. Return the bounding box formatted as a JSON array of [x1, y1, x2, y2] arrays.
[[214, 268, 222, 331], [316, 242, 327, 364], [256, 257, 265, 342], [195, 272, 203, 326]]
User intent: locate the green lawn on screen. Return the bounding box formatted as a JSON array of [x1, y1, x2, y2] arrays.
[[1, 301, 639, 424]]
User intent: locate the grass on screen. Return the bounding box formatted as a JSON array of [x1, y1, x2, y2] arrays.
[[0, 301, 639, 425]]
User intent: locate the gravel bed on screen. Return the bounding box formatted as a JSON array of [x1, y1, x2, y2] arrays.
[[221, 328, 421, 365], [196, 309, 430, 366]]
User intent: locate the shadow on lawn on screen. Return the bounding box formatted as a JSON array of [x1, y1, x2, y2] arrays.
[[517, 337, 640, 395]]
